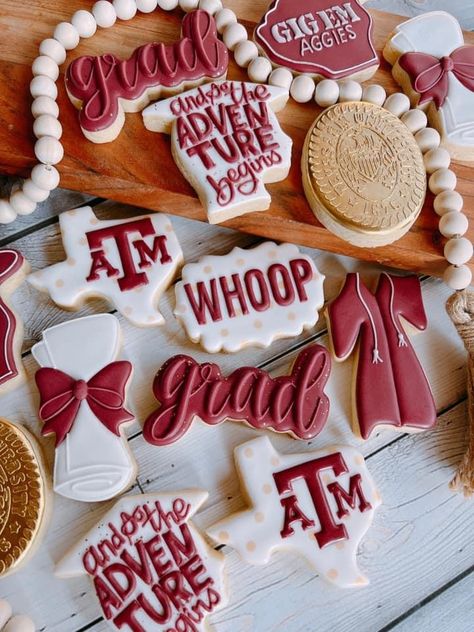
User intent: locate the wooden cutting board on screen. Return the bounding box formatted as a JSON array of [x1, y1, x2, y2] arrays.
[[0, 0, 473, 278]]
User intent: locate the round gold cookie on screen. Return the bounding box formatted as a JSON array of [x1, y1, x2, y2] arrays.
[[0, 418, 48, 576], [302, 101, 426, 247]]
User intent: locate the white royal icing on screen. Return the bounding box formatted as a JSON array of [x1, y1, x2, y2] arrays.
[[32, 314, 136, 502], [56, 491, 228, 631], [143, 81, 292, 224], [174, 242, 325, 353], [387, 11, 474, 148], [207, 436, 381, 588], [27, 207, 183, 327]]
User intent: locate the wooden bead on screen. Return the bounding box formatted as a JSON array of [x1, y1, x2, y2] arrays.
[[434, 190, 463, 216], [362, 84, 386, 106], [429, 168, 457, 195], [223, 23, 248, 51], [290, 75, 315, 103], [444, 237, 473, 265], [338, 80, 362, 102], [22, 179, 50, 202], [39, 38, 66, 65], [92, 1, 117, 27], [35, 136, 64, 165], [71, 10, 97, 38], [215, 8, 237, 34], [269, 67, 293, 91], [400, 109, 427, 134], [3, 615, 35, 632], [137, 0, 158, 11], [0, 600, 12, 628], [423, 147, 451, 174], [31, 164, 60, 190], [234, 40, 258, 68], [199, 0, 223, 15], [383, 93, 410, 117], [31, 96, 59, 119], [415, 127, 441, 153], [248, 57, 272, 83], [10, 190, 36, 216], [54, 22, 80, 50], [157, 0, 178, 8], [444, 264, 472, 290], [32, 55, 59, 81], [33, 114, 62, 140], [30, 75, 57, 100], [315, 79, 339, 107], [439, 212, 469, 238], [179, 0, 199, 11], [113, 0, 137, 20], [0, 200, 17, 224]]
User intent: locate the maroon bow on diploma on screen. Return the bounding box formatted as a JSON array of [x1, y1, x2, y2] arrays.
[[35, 361, 134, 446], [399, 46, 474, 108]]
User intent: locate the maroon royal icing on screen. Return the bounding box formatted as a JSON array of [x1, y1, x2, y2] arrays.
[[66, 10, 229, 133], [254, 0, 378, 79], [0, 250, 25, 389], [143, 344, 331, 445]]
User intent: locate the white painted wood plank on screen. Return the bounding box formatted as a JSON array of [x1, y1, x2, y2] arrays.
[[366, 0, 474, 29], [390, 571, 474, 632]]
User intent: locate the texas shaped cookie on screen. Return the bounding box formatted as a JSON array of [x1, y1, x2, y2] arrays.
[[0, 249, 29, 396], [27, 207, 183, 326], [383, 11, 474, 162], [143, 81, 292, 224], [207, 436, 381, 588], [56, 491, 228, 631]]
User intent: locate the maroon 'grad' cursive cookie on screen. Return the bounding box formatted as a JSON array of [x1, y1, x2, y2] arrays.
[[326, 272, 436, 439], [143, 344, 331, 446], [254, 0, 379, 81], [65, 10, 229, 143]]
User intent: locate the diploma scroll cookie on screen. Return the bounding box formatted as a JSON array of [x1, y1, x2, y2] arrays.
[[174, 242, 325, 353], [56, 491, 228, 632], [383, 11, 474, 163], [143, 344, 331, 446], [27, 207, 183, 327], [0, 418, 50, 578], [207, 436, 381, 588], [0, 250, 30, 396], [143, 80, 292, 224], [33, 314, 137, 503]]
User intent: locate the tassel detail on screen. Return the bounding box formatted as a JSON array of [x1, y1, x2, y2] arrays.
[[398, 333, 408, 347], [372, 348, 383, 364]]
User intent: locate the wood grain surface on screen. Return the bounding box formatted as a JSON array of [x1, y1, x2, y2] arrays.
[[0, 0, 473, 278]]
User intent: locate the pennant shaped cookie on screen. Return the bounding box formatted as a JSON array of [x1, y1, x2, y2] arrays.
[[143, 81, 292, 224], [28, 207, 183, 326], [208, 437, 380, 587], [56, 491, 227, 631]]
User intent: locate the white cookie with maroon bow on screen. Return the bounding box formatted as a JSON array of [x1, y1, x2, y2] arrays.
[[384, 11, 474, 162], [28, 207, 183, 327], [207, 436, 381, 588], [33, 314, 136, 502], [56, 491, 228, 632]]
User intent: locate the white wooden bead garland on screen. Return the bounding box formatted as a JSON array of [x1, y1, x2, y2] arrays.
[[2, 1, 471, 292]]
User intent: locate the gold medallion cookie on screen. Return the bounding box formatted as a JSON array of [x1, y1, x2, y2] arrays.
[[0, 418, 49, 577], [302, 101, 426, 247]]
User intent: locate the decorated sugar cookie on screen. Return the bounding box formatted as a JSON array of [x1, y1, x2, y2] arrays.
[[56, 491, 227, 631], [383, 11, 474, 162], [174, 242, 325, 353], [0, 250, 29, 396], [143, 81, 292, 224], [254, 0, 379, 82], [143, 344, 330, 446], [33, 314, 137, 502], [302, 101, 426, 247], [0, 418, 49, 578], [208, 436, 380, 588], [326, 273, 436, 440], [66, 10, 229, 143], [28, 207, 183, 327]]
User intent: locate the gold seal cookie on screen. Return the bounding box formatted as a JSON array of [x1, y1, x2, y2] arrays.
[[302, 101, 426, 247], [0, 419, 48, 577]]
